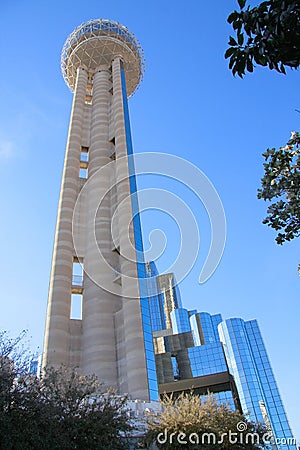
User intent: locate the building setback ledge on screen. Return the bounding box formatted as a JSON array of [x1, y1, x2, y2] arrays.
[[159, 372, 232, 396]]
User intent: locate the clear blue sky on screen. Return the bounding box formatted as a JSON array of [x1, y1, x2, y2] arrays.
[[0, 0, 299, 442]]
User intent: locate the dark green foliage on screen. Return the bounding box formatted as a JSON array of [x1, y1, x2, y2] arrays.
[[143, 392, 268, 449], [258, 132, 300, 247], [225, 1, 300, 77], [225, 2, 300, 273], [0, 331, 132, 449]]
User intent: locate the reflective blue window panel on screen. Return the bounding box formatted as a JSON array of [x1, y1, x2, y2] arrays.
[[171, 356, 179, 378], [201, 390, 235, 411], [173, 281, 183, 309], [171, 308, 191, 334], [147, 262, 166, 332], [199, 312, 222, 344], [187, 343, 227, 377], [189, 314, 201, 346]]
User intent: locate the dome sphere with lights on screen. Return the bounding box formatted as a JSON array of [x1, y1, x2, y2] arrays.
[[61, 19, 145, 97]]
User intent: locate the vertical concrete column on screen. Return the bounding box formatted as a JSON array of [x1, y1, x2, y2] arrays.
[[88, 67, 111, 177], [82, 67, 119, 386], [43, 67, 88, 368], [112, 57, 149, 400]]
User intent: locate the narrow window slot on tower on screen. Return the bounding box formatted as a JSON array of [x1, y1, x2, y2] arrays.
[[80, 146, 89, 163], [80, 146, 89, 177], [70, 293, 82, 320], [113, 270, 121, 285], [80, 160, 88, 170], [72, 259, 83, 289], [112, 246, 121, 285], [79, 167, 88, 179], [171, 355, 179, 380], [85, 80, 93, 105], [109, 146, 116, 160]]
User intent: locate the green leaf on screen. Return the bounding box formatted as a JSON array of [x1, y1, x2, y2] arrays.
[[225, 47, 236, 59], [246, 57, 254, 72], [279, 63, 286, 74], [229, 55, 235, 69], [229, 36, 238, 46], [238, 32, 244, 45], [227, 11, 238, 23], [238, 0, 246, 9]]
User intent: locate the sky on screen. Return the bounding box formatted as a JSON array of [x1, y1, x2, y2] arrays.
[[0, 0, 299, 442]]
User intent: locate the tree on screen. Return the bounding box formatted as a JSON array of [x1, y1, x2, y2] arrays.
[[0, 331, 133, 450], [225, 0, 300, 77], [225, 1, 300, 272], [257, 131, 300, 245], [40, 366, 132, 450], [143, 392, 269, 449], [0, 330, 44, 449]]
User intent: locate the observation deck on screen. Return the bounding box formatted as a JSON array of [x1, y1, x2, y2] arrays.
[[61, 19, 145, 97]]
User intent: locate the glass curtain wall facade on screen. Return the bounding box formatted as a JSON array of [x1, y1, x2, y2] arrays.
[[146, 268, 182, 333], [218, 318, 296, 450], [152, 300, 240, 410], [150, 286, 296, 449], [187, 343, 228, 377], [170, 308, 191, 334], [146, 262, 166, 332]]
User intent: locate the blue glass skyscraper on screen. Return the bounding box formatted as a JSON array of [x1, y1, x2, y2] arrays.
[[219, 318, 296, 450], [151, 287, 296, 449]]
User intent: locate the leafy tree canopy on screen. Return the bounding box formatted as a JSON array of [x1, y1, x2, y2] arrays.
[[225, 0, 300, 77], [143, 392, 269, 449], [0, 331, 132, 450], [225, 1, 300, 273], [258, 131, 300, 245]]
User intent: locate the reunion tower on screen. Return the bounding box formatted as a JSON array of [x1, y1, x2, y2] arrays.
[[43, 19, 158, 402]]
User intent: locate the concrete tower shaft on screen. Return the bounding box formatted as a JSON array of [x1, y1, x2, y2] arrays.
[[43, 20, 158, 402]]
